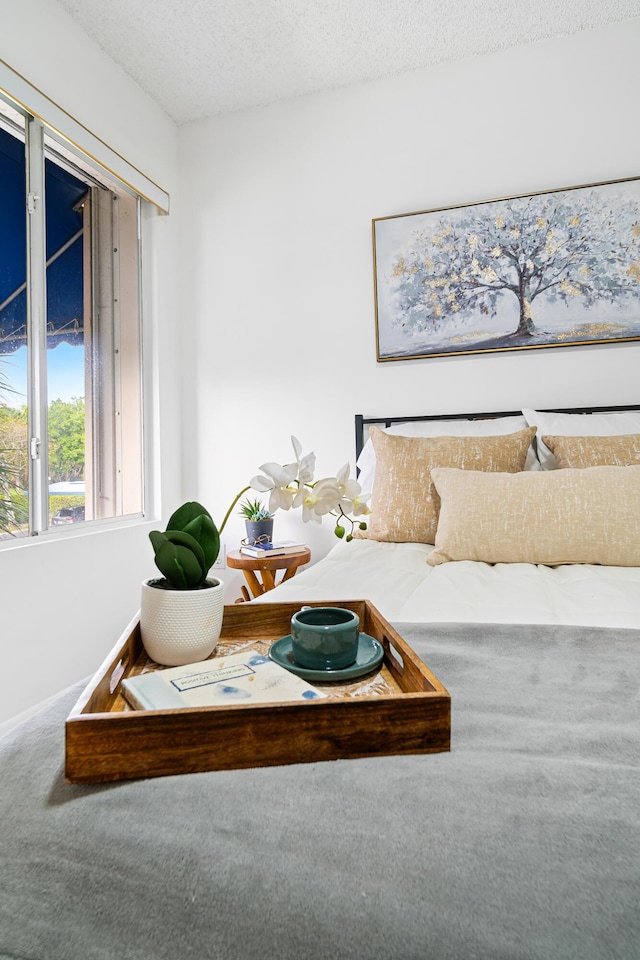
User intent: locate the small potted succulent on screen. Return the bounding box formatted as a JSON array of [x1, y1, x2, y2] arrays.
[[140, 501, 225, 666], [238, 497, 274, 544]]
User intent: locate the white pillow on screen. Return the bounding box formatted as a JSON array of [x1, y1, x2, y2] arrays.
[[357, 415, 537, 493], [523, 408, 640, 470]]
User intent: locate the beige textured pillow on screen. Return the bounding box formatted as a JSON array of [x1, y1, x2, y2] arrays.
[[542, 434, 640, 468], [428, 465, 640, 567], [360, 425, 536, 545], [523, 408, 640, 469]]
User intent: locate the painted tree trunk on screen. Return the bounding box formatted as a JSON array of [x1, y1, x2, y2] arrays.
[[515, 277, 536, 336]]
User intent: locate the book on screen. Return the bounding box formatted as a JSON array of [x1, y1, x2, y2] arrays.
[[121, 649, 326, 711], [239, 540, 307, 558]]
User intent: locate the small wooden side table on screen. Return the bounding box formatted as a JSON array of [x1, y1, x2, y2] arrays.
[[226, 548, 311, 602]]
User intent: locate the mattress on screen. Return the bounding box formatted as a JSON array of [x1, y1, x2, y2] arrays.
[[258, 539, 640, 628]]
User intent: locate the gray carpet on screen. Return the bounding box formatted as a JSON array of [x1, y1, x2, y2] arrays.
[[0, 622, 638, 960]]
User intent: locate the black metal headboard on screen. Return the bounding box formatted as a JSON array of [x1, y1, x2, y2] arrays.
[[354, 404, 640, 463]]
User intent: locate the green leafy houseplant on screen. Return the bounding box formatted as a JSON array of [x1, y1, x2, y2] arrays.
[[142, 501, 226, 665], [149, 501, 220, 590], [237, 498, 273, 522]]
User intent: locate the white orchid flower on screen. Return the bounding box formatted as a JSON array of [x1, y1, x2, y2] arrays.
[[267, 485, 295, 513], [294, 477, 341, 522], [291, 436, 316, 484], [335, 463, 360, 499], [310, 478, 342, 514], [347, 492, 371, 517], [334, 463, 371, 516], [293, 485, 320, 523], [296, 489, 323, 524], [250, 460, 298, 512]]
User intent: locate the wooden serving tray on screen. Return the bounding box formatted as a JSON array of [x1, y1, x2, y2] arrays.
[[65, 600, 450, 783]]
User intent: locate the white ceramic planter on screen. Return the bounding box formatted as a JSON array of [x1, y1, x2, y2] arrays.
[[140, 577, 225, 666]]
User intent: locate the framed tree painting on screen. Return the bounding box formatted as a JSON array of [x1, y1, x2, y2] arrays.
[[373, 176, 640, 361]]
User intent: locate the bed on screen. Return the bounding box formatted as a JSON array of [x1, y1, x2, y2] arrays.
[[266, 403, 640, 626], [1, 404, 639, 960]]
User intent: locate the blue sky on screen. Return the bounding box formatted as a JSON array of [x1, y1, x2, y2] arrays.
[[2, 343, 85, 406]]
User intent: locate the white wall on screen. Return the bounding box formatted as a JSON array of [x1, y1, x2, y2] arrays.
[[179, 20, 640, 599], [0, 0, 181, 724]]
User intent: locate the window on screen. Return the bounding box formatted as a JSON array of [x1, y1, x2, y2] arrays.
[[0, 99, 144, 538]]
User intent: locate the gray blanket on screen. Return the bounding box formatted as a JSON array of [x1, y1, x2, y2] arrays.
[[0, 623, 638, 960]]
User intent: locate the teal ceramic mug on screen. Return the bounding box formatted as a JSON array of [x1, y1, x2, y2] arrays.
[[290, 606, 360, 670]]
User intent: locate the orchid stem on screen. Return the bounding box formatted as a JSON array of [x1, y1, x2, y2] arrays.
[[218, 485, 251, 534]]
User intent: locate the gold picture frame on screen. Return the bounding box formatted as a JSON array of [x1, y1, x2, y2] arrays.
[[373, 176, 640, 361]]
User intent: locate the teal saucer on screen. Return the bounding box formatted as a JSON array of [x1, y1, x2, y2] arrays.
[[269, 633, 384, 681]]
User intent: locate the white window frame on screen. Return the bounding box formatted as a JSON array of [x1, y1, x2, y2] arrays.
[[0, 58, 168, 545], [25, 116, 49, 532]]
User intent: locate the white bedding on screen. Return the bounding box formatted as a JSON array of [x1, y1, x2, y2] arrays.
[[260, 539, 640, 628]]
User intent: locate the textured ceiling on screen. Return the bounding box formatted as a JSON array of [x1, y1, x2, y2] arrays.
[[56, 0, 640, 124]]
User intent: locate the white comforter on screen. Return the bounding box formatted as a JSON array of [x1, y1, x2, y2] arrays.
[[260, 539, 640, 628]]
